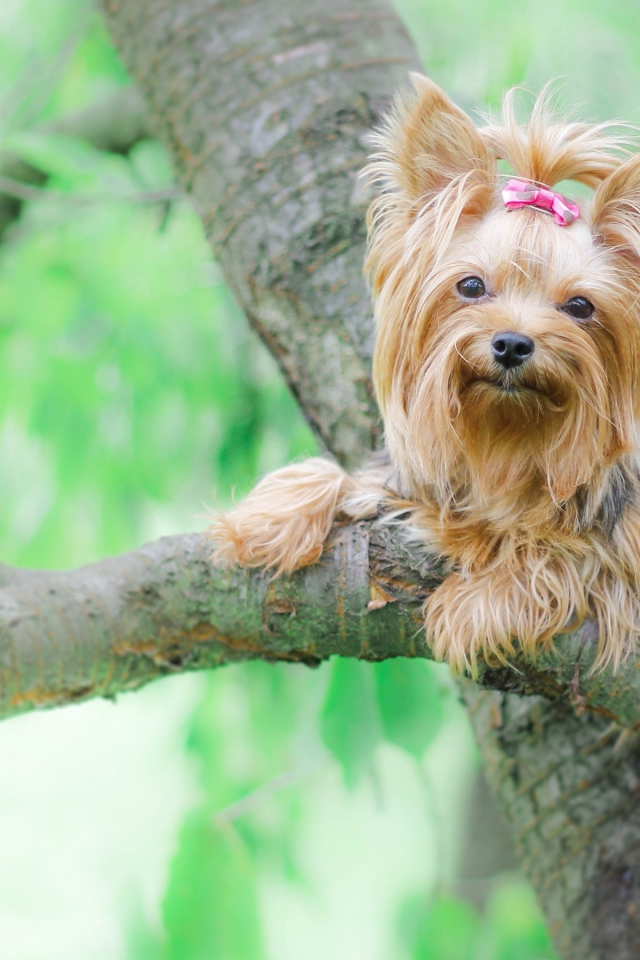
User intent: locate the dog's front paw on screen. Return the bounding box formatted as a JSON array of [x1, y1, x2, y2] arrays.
[[210, 459, 353, 575], [425, 572, 522, 674], [211, 503, 328, 574]]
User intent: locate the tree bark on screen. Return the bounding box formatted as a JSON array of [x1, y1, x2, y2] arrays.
[[0, 0, 625, 956], [465, 687, 640, 960], [100, 0, 419, 468], [2, 521, 639, 731]]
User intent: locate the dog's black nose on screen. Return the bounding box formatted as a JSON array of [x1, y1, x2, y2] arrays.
[[491, 332, 535, 368]]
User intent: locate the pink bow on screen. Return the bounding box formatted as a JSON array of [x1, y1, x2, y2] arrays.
[[501, 178, 580, 226]]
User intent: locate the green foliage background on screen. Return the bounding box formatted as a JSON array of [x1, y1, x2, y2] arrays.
[[1, 0, 639, 956]]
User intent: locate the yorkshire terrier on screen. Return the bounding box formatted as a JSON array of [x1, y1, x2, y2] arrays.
[[212, 74, 640, 673]]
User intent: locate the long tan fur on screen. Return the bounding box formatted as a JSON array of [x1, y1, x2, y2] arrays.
[[212, 75, 640, 674]]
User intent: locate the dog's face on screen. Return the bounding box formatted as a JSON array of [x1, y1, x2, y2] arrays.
[[366, 76, 640, 509]]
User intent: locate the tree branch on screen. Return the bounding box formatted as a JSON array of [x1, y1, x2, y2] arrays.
[[1, 522, 638, 731]]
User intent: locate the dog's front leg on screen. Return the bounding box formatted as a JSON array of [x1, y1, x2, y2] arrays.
[[210, 457, 384, 575], [425, 558, 585, 674]]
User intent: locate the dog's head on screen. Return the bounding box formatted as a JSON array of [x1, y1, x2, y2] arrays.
[[366, 76, 640, 510]]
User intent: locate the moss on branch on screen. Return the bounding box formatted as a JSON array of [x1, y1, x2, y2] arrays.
[[0, 522, 636, 729]]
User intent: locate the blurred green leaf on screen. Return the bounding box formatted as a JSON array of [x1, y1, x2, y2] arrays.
[[409, 896, 481, 960], [0, 193, 316, 567], [185, 664, 319, 890], [129, 140, 175, 190], [1, 131, 133, 192], [398, 884, 557, 960], [49, 14, 131, 117], [320, 658, 382, 789], [373, 658, 444, 760], [124, 897, 166, 960], [486, 876, 557, 960], [163, 809, 264, 960]]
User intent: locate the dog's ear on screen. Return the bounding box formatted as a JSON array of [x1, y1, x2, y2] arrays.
[[368, 74, 495, 210], [592, 154, 640, 261]]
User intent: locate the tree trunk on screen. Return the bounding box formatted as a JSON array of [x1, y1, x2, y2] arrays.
[[464, 686, 640, 960], [31, 0, 638, 955], [99, 0, 417, 469]]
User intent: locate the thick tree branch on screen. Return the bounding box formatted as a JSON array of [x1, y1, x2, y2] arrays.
[[1, 522, 638, 731]]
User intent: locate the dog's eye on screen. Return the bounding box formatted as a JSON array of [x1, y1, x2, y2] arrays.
[[561, 296, 595, 321], [457, 277, 486, 300]]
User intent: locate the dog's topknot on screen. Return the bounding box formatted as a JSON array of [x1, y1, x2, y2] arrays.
[[482, 84, 634, 189]]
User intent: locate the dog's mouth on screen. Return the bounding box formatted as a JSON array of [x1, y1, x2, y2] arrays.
[[466, 375, 547, 398]]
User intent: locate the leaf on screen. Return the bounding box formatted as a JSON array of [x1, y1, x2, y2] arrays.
[[367, 580, 396, 611], [400, 896, 481, 960], [486, 877, 557, 960], [320, 658, 382, 789], [374, 658, 444, 760], [163, 808, 264, 960], [129, 140, 175, 189], [1, 131, 133, 192], [123, 892, 167, 960]]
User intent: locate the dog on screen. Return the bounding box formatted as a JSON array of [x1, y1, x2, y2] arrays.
[[212, 74, 640, 674]]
